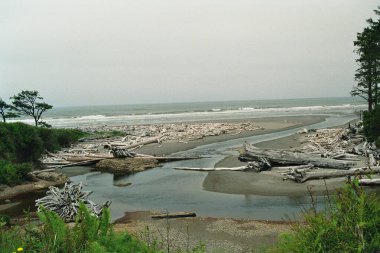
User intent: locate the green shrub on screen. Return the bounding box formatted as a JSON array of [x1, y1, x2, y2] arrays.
[[0, 204, 161, 253], [0, 122, 85, 163], [0, 214, 10, 226], [272, 181, 380, 253], [0, 160, 32, 186]]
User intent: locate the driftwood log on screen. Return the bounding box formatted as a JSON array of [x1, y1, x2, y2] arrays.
[[242, 144, 357, 170], [359, 178, 380, 186], [175, 166, 248, 172], [151, 211, 196, 219], [175, 160, 270, 172], [284, 167, 380, 183], [35, 182, 111, 222]]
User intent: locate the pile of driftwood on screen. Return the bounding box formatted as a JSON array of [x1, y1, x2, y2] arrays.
[[41, 121, 263, 168], [41, 138, 200, 169], [35, 182, 111, 222], [176, 123, 380, 186], [239, 123, 380, 185], [81, 122, 262, 144]]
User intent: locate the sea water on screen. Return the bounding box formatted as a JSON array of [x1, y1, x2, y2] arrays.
[[10, 97, 365, 128]]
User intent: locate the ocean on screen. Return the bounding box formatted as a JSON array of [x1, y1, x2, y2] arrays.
[[10, 97, 365, 128]]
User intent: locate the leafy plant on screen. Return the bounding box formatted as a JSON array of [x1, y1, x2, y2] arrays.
[[0, 160, 32, 186], [272, 181, 380, 253]]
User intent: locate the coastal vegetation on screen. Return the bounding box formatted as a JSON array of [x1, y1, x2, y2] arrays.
[[0, 122, 85, 185], [351, 6, 380, 143], [273, 181, 380, 252], [0, 203, 205, 253]]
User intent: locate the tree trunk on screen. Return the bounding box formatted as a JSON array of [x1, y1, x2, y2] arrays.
[[359, 178, 380, 186], [243, 144, 357, 170], [284, 167, 380, 183]]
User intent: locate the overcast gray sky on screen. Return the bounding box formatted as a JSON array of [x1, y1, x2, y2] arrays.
[[0, 0, 378, 106]]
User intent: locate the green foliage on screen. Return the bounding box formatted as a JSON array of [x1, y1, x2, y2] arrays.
[[0, 160, 32, 186], [272, 181, 380, 253], [351, 6, 380, 111], [6, 122, 44, 162], [363, 108, 380, 142], [38, 127, 86, 151], [0, 205, 207, 253], [0, 122, 85, 163], [0, 122, 85, 185], [0, 98, 18, 123], [0, 204, 162, 253], [10, 90, 53, 127], [0, 214, 10, 226]]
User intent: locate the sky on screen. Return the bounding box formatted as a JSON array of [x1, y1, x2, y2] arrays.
[[0, 0, 378, 106]]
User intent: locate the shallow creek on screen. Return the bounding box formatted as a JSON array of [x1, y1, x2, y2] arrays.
[[65, 114, 358, 221]]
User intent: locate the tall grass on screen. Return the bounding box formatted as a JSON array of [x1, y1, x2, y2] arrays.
[[272, 181, 380, 253], [0, 204, 161, 253], [0, 204, 206, 253]]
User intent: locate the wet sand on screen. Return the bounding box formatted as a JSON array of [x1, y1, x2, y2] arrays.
[[114, 211, 292, 253]]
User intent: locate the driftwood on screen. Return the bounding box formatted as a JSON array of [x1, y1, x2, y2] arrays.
[[108, 136, 163, 149], [151, 211, 196, 219], [35, 182, 111, 222], [284, 167, 380, 183], [243, 144, 357, 170], [174, 161, 268, 172], [276, 164, 315, 174], [359, 178, 380, 186], [137, 156, 201, 162], [175, 166, 248, 172]]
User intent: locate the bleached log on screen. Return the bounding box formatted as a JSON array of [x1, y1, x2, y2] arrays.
[[332, 153, 359, 160], [243, 144, 357, 170], [136, 156, 201, 162], [151, 211, 196, 219], [36, 182, 111, 222], [29, 169, 56, 174], [276, 164, 315, 174], [109, 136, 163, 149], [53, 159, 103, 169], [359, 178, 380, 186], [369, 153, 377, 166], [285, 166, 380, 183], [174, 166, 248, 172]]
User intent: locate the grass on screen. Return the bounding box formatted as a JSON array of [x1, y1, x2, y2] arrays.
[[0, 204, 206, 253], [271, 180, 380, 253]]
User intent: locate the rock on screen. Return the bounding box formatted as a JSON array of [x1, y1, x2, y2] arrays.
[[95, 158, 159, 175], [4, 199, 11, 203]]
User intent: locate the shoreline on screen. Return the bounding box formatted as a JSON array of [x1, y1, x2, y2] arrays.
[[134, 115, 327, 156]]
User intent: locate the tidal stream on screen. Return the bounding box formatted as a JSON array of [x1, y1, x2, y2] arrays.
[[69, 114, 357, 221]]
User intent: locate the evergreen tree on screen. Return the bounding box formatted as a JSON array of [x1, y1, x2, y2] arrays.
[[351, 6, 380, 111], [10, 90, 53, 127], [0, 98, 18, 123]]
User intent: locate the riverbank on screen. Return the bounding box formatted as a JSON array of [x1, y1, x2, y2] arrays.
[[114, 211, 292, 253]]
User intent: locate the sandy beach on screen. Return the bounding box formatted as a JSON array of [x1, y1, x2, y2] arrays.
[[134, 115, 326, 156], [110, 115, 344, 252]]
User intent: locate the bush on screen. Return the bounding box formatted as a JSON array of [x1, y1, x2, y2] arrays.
[[272, 181, 380, 253], [0, 204, 161, 253], [38, 127, 86, 151], [0, 122, 86, 163], [0, 160, 32, 186]]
